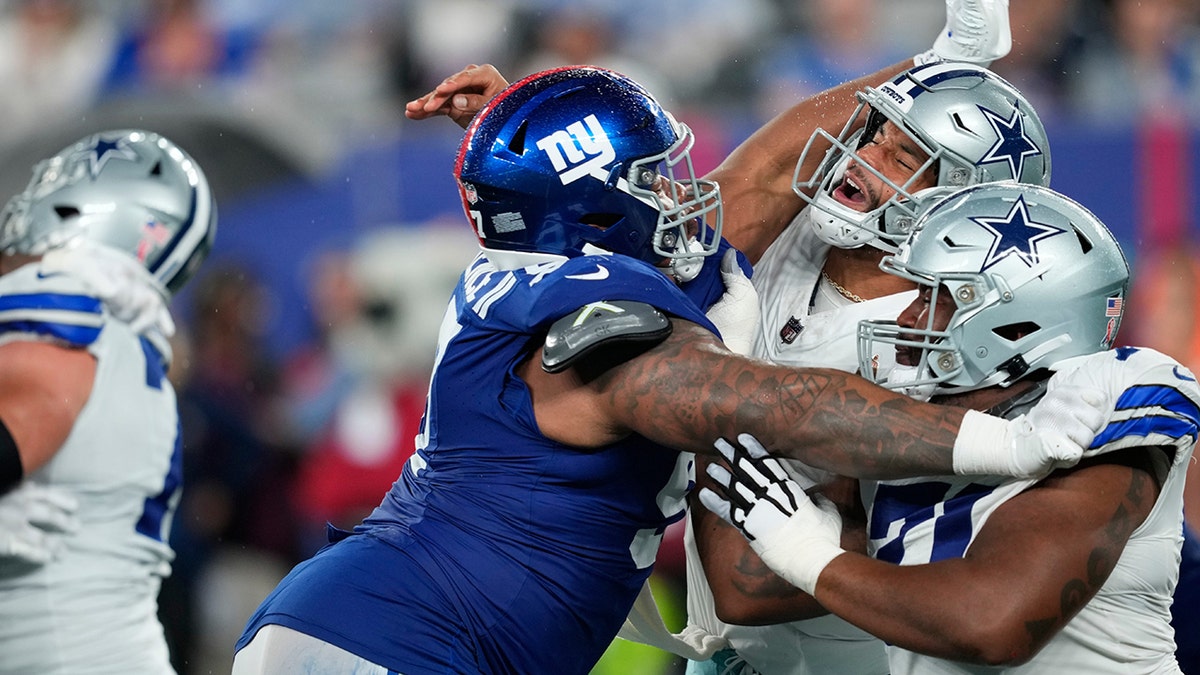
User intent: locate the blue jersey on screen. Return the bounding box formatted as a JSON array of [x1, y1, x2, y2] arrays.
[[238, 252, 724, 674]]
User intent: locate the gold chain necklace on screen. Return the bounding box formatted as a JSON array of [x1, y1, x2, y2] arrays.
[[821, 270, 866, 303]]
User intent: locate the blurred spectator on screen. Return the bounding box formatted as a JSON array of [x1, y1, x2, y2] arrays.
[[405, 0, 522, 95], [1068, 0, 1200, 124], [513, 6, 677, 108], [162, 262, 296, 674], [753, 0, 909, 118], [240, 1, 401, 141], [0, 0, 118, 146], [102, 0, 263, 97], [609, 0, 777, 105], [989, 0, 1085, 123], [283, 225, 477, 552]]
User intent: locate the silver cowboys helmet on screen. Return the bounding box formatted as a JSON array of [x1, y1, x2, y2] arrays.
[[0, 129, 216, 295], [795, 63, 1050, 252], [858, 182, 1129, 394]]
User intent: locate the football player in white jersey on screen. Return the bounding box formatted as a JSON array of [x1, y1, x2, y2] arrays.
[[0, 129, 216, 674], [705, 181, 1197, 674], [688, 46, 1053, 675]]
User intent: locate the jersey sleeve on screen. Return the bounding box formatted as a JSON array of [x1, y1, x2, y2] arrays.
[[0, 265, 105, 349], [1050, 348, 1200, 466], [462, 254, 718, 337]]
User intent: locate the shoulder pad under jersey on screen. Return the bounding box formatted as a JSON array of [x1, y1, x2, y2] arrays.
[[542, 300, 672, 374]]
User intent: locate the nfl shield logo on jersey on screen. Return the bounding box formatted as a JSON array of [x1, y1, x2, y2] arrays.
[[780, 316, 803, 344]]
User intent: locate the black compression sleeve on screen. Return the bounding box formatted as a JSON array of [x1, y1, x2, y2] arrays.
[[0, 418, 23, 493]]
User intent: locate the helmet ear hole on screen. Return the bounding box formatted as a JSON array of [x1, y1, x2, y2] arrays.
[[507, 121, 529, 155], [993, 321, 1039, 342], [150, 160, 163, 177], [1071, 225, 1094, 254], [54, 206, 80, 221]]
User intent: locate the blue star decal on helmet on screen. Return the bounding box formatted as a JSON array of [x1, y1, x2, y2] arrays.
[[972, 195, 1065, 270], [978, 104, 1042, 180], [81, 134, 139, 178]]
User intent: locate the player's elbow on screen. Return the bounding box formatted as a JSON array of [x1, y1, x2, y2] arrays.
[[949, 613, 1045, 667], [710, 583, 826, 626]]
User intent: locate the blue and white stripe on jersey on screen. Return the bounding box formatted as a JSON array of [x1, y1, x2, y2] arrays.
[[0, 291, 103, 347], [1093, 383, 1200, 450]]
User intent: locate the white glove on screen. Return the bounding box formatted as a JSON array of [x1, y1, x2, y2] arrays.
[[706, 249, 760, 357], [952, 385, 1112, 477], [0, 482, 79, 565], [914, 0, 1012, 67], [699, 433, 844, 595]]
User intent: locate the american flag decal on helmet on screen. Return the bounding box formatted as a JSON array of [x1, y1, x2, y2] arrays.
[[1105, 296, 1123, 317]]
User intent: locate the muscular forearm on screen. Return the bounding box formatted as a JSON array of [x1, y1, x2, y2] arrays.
[[603, 322, 966, 479], [815, 554, 1037, 666]]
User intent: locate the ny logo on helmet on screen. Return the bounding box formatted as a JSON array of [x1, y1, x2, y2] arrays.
[[535, 114, 616, 185]]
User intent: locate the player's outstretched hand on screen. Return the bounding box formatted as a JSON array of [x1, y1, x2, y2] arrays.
[[405, 64, 510, 129], [915, 0, 1012, 67], [953, 385, 1111, 478], [0, 482, 79, 565], [699, 433, 845, 595]]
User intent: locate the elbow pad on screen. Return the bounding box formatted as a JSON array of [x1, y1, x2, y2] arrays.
[[542, 300, 672, 373]]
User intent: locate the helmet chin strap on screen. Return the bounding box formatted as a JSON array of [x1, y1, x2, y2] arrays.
[[667, 236, 706, 283], [884, 363, 937, 402]]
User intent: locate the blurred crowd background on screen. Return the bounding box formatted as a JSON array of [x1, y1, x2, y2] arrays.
[[3, 0, 1197, 672]]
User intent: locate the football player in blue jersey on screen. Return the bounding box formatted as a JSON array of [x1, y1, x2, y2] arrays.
[[0, 129, 216, 674], [705, 182, 1198, 674], [404, 2, 1053, 672], [233, 66, 1108, 675]]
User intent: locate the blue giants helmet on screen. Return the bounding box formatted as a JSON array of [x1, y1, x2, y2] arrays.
[[455, 66, 722, 282]]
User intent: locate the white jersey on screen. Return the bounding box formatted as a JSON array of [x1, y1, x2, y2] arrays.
[[871, 348, 1198, 675], [686, 211, 913, 675], [0, 263, 179, 674]]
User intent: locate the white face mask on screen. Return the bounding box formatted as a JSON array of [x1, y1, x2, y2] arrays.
[[884, 363, 937, 402]]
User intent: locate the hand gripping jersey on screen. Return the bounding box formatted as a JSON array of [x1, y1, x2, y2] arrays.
[[685, 211, 909, 675], [869, 347, 1199, 675], [237, 252, 721, 674], [0, 263, 179, 674]]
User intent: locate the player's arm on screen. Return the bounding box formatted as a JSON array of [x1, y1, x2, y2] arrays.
[[692, 458, 868, 624], [0, 340, 95, 489], [523, 317, 1099, 480], [708, 0, 1013, 262], [705, 61, 908, 264], [813, 448, 1162, 665]]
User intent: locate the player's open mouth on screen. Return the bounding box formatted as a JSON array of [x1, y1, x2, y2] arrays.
[[834, 175, 869, 208]]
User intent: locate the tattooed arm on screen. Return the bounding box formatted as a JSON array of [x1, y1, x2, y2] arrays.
[[812, 447, 1162, 666], [523, 319, 968, 479]]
